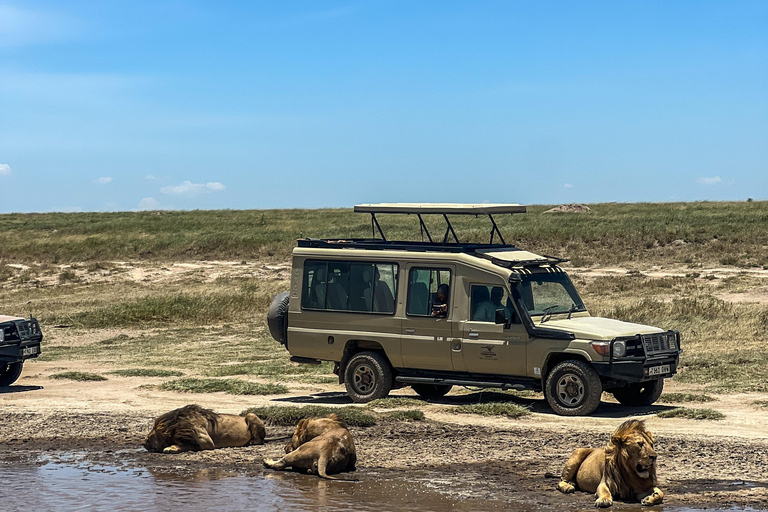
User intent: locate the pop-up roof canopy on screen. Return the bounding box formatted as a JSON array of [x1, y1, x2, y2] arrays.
[[353, 202, 526, 245], [354, 203, 527, 215]]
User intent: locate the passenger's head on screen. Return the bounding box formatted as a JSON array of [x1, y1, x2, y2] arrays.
[[436, 284, 449, 304], [491, 286, 504, 304]]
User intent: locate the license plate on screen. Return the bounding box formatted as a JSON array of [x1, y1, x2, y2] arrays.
[[21, 346, 39, 357], [647, 364, 670, 376]]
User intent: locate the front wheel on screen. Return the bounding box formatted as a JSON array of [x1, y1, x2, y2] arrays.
[[611, 379, 664, 406], [344, 352, 393, 403], [544, 360, 602, 416], [412, 384, 452, 399], [0, 362, 24, 387]]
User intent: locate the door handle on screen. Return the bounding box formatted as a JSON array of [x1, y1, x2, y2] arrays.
[[405, 328, 415, 334], [468, 332, 479, 338]]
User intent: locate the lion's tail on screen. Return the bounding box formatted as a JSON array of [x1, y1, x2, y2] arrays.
[[317, 453, 358, 482]]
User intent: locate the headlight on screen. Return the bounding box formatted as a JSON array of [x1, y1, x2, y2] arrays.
[[0, 328, 4, 342], [667, 333, 677, 350], [612, 340, 627, 358]]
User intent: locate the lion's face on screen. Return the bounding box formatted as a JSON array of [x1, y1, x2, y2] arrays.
[[619, 432, 657, 480], [143, 428, 170, 453]]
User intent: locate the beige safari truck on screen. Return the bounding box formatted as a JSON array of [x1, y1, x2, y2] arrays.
[[267, 204, 682, 416]]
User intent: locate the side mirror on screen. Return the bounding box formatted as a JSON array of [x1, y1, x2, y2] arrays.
[[494, 309, 508, 325]]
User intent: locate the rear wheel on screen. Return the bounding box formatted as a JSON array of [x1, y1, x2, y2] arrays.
[[344, 352, 393, 403], [545, 360, 602, 416], [611, 379, 664, 406], [0, 362, 23, 387], [412, 384, 452, 399], [266, 291, 290, 346]]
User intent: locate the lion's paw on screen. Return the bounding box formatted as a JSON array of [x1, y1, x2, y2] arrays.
[[162, 446, 181, 454], [557, 481, 576, 494], [263, 458, 279, 468], [595, 496, 613, 508], [641, 492, 663, 506]]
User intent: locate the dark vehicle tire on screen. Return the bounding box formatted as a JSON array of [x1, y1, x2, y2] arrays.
[[0, 362, 23, 387], [545, 360, 602, 416], [344, 352, 393, 403], [612, 379, 664, 407], [267, 291, 290, 346], [412, 384, 452, 399]]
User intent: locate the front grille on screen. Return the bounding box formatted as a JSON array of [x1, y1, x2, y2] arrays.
[[641, 332, 677, 356]]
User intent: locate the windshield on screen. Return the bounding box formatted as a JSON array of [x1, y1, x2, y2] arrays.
[[518, 272, 585, 317]]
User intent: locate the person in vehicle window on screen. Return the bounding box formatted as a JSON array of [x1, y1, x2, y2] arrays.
[[475, 286, 512, 322], [432, 284, 449, 316]]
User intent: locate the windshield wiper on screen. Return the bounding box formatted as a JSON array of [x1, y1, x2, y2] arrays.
[[567, 303, 578, 320], [541, 305, 560, 323]]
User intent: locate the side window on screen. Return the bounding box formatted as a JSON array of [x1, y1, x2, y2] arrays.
[[302, 261, 328, 309], [407, 268, 451, 317], [470, 285, 519, 323], [302, 260, 397, 314]]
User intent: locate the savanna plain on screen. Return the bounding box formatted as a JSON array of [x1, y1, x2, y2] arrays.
[[1, 202, 767, 510]]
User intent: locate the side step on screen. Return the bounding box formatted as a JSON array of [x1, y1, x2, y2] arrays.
[[290, 356, 322, 365], [396, 375, 538, 391]]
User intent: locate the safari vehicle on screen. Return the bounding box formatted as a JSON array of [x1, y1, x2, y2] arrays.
[[0, 315, 43, 386], [267, 204, 682, 416]]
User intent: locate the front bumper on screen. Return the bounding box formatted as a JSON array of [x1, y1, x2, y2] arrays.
[[593, 355, 679, 383]]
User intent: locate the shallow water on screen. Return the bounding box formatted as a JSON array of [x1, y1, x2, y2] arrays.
[[0, 454, 764, 512]]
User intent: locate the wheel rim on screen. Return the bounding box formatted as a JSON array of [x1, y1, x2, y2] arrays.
[[556, 373, 585, 406], [352, 363, 375, 394]]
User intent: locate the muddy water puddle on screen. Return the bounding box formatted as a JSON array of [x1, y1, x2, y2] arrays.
[[0, 453, 764, 512]]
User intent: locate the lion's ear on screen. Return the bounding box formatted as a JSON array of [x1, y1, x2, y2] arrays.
[[611, 434, 626, 446]]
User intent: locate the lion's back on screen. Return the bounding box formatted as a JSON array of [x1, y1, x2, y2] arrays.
[[575, 448, 605, 493]]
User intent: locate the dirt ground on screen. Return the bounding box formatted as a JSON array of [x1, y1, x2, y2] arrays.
[[2, 261, 768, 509], [2, 364, 768, 510]]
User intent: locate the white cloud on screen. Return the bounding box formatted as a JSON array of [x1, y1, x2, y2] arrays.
[[137, 197, 160, 210], [562, 183, 574, 189], [94, 176, 113, 184], [160, 181, 226, 196], [697, 176, 722, 185], [144, 174, 157, 180], [0, 164, 11, 176]]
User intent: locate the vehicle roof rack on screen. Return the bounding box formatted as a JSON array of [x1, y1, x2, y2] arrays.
[[353, 202, 527, 245]]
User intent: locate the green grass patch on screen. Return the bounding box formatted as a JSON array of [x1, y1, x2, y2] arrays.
[[109, 368, 183, 377], [242, 406, 377, 427], [657, 392, 716, 404], [385, 409, 425, 422], [656, 407, 725, 420], [449, 402, 531, 419], [367, 397, 425, 409], [159, 378, 287, 395], [752, 400, 768, 408], [49, 371, 107, 381]]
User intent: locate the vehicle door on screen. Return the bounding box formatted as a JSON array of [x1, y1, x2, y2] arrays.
[[400, 265, 456, 371], [461, 283, 529, 376]]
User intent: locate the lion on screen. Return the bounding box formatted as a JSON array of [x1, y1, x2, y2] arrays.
[[556, 419, 663, 507], [143, 404, 266, 454], [263, 413, 357, 480]]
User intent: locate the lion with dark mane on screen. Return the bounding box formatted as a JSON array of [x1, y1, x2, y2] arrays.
[[557, 419, 663, 507], [143, 404, 266, 454], [263, 413, 356, 480]]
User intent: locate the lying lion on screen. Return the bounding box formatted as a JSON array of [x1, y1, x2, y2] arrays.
[[557, 419, 663, 507], [143, 404, 266, 454], [263, 413, 357, 480]]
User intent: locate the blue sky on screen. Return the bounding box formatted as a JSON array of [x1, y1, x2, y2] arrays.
[[1, 1, 766, 212]]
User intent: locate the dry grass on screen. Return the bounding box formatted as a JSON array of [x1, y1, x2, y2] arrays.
[[49, 371, 107, 381], [158, 378, 287, 395], [242, 406, 377, 427], [656, 408, 725, 420]]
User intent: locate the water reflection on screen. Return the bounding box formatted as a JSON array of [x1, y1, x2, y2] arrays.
[[0, 459, 764, 512]]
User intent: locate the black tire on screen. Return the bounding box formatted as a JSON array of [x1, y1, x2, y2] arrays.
[[611, 379, 664, 406], [544, 360, 602, 416], [0, 362, 23, 387], [344, 352, 393, 403], [412, 384, 452, 399], [267, 291, 290, 346]]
